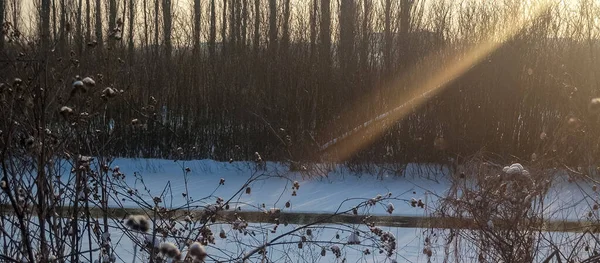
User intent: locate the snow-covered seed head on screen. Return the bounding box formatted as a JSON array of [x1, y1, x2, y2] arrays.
[[82, 77, 95, 89], [102, 87, 116, 98], [13, 78, 22, 86], [331, 245, 341, 258], [72, 80, 86, 93], [159, 242, 180, 258], [188, 242, 207, 260], [348, 232, 360, 245], [60, 106, 73, 118], [386, 202, 395, 214], [0, 179, 6, 189], [589, 98, 600, 114], [567, 117, 581, 130], [502, 163, 528, 176], [125, 215, 150, 232], [422, 245, 433, 257], [48, 253, 56, 261], [131, 119, 139, 126]]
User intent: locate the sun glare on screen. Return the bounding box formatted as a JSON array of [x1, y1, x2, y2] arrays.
[[320, 1, 553, 163]]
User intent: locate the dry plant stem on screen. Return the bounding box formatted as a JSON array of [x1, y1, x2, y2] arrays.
[[1, 159, 35, 263]]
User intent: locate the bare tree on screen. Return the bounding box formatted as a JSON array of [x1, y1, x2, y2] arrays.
[[128, 0, 135, 64], [221, 0, 227, 56], [95, 0, 103, 49], [319, 0, 331, 67], [0, 0, 4, 53], [209, 0, 216, 59], [253, 0, 259, 55], [281, 0, 291, 54], [339, 0, 356, 74]]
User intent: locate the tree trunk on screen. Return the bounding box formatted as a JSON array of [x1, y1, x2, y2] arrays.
[[193, 0, 201, 53], [76, 0, 83, 54], [162, 0, 172, 71], [95, 0, 103, 49], [154, 0, 159, 54], [309, 0, 317, 61], [52, 0, 57, 41], [268, 0, 277, 51], [12, 0, 20, 32], [281, 0, 290, 54], [85, 0, 90, 45], [0, 0, 4, 53], [360, 0, 371, 69], [400, 0, 412, 36], [221, 0, 227, 56], [109, 0, 116, 47], [209, 0, 216, 59], [319, 0, 331, 67], [339, 0, 356, 73], [128, 0, 135, 64], [59, 0, 68, 54], [383, 0, 392, 73], [241, 0, 247, 49], [253, 0, 259, 55], [143, 0, 148, 51]]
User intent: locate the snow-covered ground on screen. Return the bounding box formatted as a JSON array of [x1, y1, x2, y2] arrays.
[[3, 158, 600, 262], [108, 158, 449, 217], [107, 158, 598, 221]]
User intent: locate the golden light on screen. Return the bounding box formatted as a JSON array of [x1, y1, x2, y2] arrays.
[[320, 1, 552, 163]]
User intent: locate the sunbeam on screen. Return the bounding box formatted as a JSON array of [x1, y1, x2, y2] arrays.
[[320, 1, 553, 163]]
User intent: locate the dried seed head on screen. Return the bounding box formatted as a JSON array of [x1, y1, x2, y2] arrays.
[[82, 77, 95, 89], [590, 98, 600, 114], [159, 242, 180, 258], [246, 187, 251, 194], [60, 106, 74, 118], [386, 202, 395, 214], [567, 117, 581, 130], [72, 80, 86, 93], [102, 87, 116, 98], [188, 242, 207, 260]]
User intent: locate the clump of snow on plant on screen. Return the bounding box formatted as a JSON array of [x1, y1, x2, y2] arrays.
[[502, 163, 529, 176]]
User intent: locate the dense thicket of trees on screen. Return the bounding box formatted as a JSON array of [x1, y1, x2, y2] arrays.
[[1, 0, 600, 165]]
